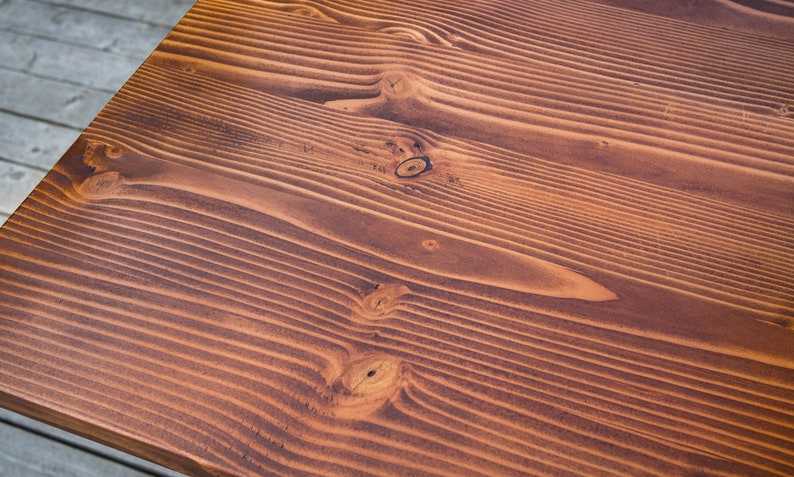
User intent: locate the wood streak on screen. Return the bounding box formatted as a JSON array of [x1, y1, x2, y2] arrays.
[[79, 147, 615, 301]]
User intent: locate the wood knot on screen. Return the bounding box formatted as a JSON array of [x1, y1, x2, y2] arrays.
[[395, 156, 432, 178], [77, 171, 124, 199], [378, 26, 432, 44], [774, 102, 792, 117], [332, 354, 405, 418], [376, 26, 455, 47], [360, 283, 411, 319], [81, 140, 125, 172], [74, 141, 127, 199], [381, 72, 421, 99], [421, 239, 440, 252], [288, 5, 339, 23]]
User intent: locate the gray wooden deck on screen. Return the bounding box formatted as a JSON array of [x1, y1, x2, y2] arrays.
[[1, 1, 194, 475]]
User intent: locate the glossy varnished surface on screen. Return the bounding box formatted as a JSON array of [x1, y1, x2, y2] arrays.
[[1, 1, 793, 475]]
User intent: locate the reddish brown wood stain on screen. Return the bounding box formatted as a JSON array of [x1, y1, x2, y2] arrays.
[[1, 1, 793, 475]]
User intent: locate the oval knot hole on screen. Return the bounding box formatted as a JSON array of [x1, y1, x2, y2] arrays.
[[395, 156, 432, 178], [340, 356, 402, 397], [332, 355, 407, 419]]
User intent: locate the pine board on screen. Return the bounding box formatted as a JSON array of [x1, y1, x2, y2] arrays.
[[1, 1, 793, 476]]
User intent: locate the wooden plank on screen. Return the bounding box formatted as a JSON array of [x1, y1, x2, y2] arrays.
[[0, 0, 792, 476], [0, 161, 47, 216], [0, 0, 176, 57], [0, 69, 112, 129], [2, 65, 791, 475], [151, 0, 794, 215], [0, 111, 80, 170], [0, 31, 143, 91], [40, 0, 196, 26]]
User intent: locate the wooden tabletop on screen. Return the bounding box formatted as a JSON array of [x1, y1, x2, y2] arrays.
[[1, 1, 793, 475]]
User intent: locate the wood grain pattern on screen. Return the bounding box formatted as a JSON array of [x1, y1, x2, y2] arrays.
[[1, 1, 793, 476]]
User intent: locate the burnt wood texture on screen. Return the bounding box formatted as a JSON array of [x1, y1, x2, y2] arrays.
[[1, 1, 793, 476]]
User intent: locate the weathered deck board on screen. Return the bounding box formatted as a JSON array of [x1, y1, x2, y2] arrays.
[[0, 30, 143, 91], [42, 0, 196, 26], [0, 111, 80, 170], [0, 69, 112, 128], [0, 0, 179, 57], [1, 0, 793, 476], [0, 161, 46, 217]]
